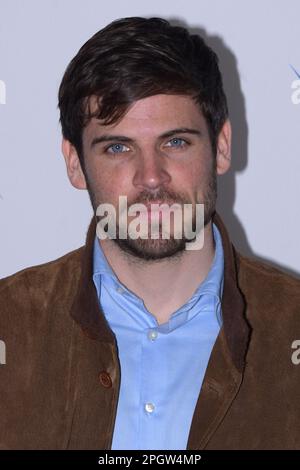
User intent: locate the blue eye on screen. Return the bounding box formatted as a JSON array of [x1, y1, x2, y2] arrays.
[[166, 138, 187, 148], [106, 143, 130, 154]]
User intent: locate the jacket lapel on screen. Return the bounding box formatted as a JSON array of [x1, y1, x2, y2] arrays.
[[70, 213, 116, 344], [187, 212, 251, 449]]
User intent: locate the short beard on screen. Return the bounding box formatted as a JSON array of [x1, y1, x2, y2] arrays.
[[86, 162, 217, 262]]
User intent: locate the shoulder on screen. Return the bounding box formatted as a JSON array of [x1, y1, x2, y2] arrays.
[[0, 246, 84, 318], [237, 251, 300, 293], [235, 250, 300, 326]]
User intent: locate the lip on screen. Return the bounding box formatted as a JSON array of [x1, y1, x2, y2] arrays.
[[144, 201, 171, 211], [138, 202, 175, 225], [135, 202, 167, 222]]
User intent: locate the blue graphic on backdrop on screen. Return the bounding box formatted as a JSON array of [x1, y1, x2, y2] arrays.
[[290, 65, 300, 104]]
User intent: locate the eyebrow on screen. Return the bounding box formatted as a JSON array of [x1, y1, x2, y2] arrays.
[[90, 127, 202, 149]]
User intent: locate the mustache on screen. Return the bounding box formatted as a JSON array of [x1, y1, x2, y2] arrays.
[[129, 189, 189, 207]]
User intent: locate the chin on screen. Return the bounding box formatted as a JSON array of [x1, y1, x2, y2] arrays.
[[113, 237, 187, 261]]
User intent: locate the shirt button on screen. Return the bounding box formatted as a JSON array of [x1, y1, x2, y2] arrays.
[[116, 287, 124, 294], [145, 402, 155, 413], [99, 371, 112, 388], [148, 330, 158, 341]]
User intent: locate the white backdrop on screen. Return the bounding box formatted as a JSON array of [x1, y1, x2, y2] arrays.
[[0, 0, 299, 278]]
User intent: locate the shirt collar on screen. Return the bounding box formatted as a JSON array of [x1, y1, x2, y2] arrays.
[[92, 222, 224, 310]]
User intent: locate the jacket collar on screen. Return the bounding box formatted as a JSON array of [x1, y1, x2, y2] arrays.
[[70, 211, 250, 373], [212, 212, 250, 372]]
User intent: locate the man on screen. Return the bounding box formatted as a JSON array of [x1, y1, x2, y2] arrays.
[[0, 16, 299, 450]]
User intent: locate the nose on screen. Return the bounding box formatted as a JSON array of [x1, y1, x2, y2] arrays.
[[132, 149, 171, 191]]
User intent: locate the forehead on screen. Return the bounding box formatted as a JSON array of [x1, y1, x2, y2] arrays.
[[84, 94, 208, 140]]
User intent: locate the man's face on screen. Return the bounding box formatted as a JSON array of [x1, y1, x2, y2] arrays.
[[63, 94, 231, 260]]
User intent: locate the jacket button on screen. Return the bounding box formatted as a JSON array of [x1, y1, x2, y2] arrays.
[[99, 371, 112, 388]]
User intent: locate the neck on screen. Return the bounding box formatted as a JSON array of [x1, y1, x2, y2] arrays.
[[99, 221, 215, 325]]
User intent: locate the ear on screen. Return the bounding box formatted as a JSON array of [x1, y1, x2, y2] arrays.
[[61, 138, 87, 190], [216, 119, 232, 175]]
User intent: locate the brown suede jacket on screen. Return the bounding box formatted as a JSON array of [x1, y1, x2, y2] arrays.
[[0, 212, 299, 450]]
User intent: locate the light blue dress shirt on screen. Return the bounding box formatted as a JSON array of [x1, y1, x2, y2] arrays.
[[92, 223, 224, 450]]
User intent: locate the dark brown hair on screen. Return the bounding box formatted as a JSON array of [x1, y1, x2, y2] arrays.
[[58, 17, 228, 167]]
